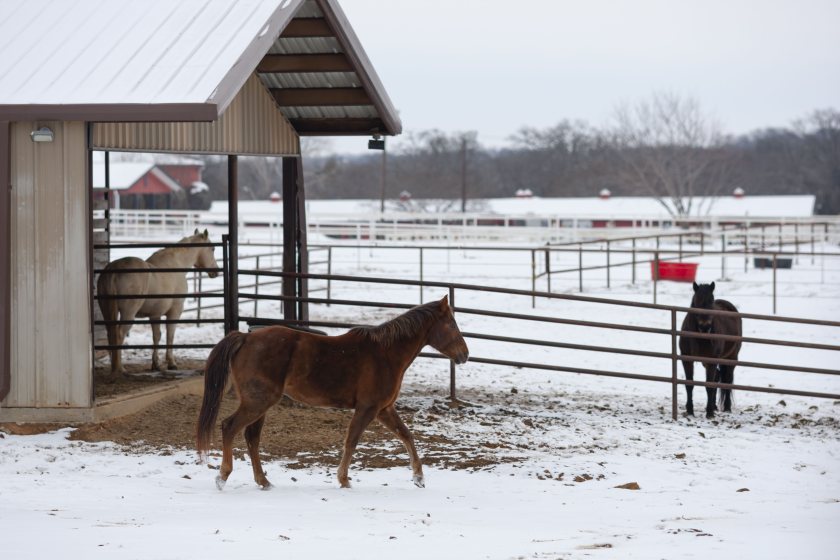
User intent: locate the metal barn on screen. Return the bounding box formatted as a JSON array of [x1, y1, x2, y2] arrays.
[[0, 0, 401, 422]]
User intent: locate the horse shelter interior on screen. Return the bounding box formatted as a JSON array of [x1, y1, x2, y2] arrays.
[[0, 0, 401, 423]]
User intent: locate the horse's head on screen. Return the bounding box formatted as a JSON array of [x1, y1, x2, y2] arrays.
[[691, 281, 716, 332], [428, 295, 470, 365], [187, 229, 220, 278]]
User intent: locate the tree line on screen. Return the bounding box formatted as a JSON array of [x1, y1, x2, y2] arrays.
[[199, 96, 839, 216]]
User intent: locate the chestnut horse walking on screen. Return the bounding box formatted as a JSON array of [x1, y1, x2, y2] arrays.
[[196, 296, 469, 490], [679, 282, 742, 418], [97, 229, 220, 381]]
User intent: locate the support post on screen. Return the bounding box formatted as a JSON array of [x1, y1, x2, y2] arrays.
[[327, 246, 332, 306], [282, 157, 298, 323], [631, 238, 636, 284], [531, 249, 536, 308], [545, 248, 551, 293], [720, 232, 726, 280], [227, 155, 239, 332], [419, 247, 424, 304], [222, 235, 230, 334], [578, 243, 583, 292], [606, 241, 611, 288], [295, 157, 309, 323], [773, 253, 777, 315], [653, 251, 659, 305], [671, 309, 678, 421], [449, 286, 457, 403]]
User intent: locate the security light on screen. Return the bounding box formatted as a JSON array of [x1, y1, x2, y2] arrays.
[[30, 127, 54, 143]]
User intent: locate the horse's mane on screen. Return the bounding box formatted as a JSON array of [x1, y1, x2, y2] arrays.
[[148, 234, 202, 260], [350, 301, 440, 346]]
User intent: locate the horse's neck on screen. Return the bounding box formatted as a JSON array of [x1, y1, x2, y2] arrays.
[[147, 246, 195, 269]]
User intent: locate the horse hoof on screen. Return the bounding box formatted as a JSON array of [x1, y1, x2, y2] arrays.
[[259, 481, 272, 491], [167, 363, 179, 371], [215, 475, 226, 491], [339, 478, 352, 489], [413, 474, 425, 488], [705, 412, 715, 419]]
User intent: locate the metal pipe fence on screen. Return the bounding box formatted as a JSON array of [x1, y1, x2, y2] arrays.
[[236, 270, 840, 418]]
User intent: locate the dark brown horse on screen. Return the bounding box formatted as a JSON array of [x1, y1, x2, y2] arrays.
[[196, 296, 469, 490], [679, 282, 742, 418]]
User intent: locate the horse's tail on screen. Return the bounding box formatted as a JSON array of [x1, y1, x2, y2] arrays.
[[196, 331, 247, 461], [96, 268, 120, 367]]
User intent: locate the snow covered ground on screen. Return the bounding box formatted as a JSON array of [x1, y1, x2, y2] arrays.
[[4, 237, 839, 559]]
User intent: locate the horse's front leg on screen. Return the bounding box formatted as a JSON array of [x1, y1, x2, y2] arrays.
[[150, 317, 162, 371], [338, 406, 378, 488], [703, 363, 718, 418], [681, 358, 695, 417], [377, 405, 425, 487], [165, 301, 184, 370]]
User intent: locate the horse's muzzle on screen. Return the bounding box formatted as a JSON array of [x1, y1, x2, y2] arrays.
[[454, 351, 469, 365], [208, 270, 220, 279]]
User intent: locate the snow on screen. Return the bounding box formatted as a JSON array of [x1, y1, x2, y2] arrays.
[[4, 235, 839, 559]]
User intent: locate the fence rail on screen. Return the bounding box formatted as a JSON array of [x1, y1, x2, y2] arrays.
[[236, 270, 840, 419]]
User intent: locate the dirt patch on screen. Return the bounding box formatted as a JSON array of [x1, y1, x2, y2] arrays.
[[93, 359, 205, 400], [69, 392, 511, 471]]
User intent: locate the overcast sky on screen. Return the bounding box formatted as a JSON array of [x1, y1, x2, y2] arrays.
[[328, 0, 840, 154]]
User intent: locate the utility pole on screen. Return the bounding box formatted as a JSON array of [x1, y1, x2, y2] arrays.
[[460, 137, 467, 212]]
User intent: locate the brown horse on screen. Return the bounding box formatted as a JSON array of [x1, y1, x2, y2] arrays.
[[97, 229, 220, 381], [679, 282, 742, 418], [196, 296, 469, 490]]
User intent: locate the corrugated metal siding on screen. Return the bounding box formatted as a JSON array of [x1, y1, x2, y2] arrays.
[[92, 75, 300, 156], [6, 121, 91, 408]]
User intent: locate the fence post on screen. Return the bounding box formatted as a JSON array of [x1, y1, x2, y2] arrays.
[[196, 274, 202, 328], [744, 226, 749, 273], [327, 247, 332, 306], [449, 286, 457, 404], [545, 248, 551, 293], [653, 251, 659, 305], [531, 249, 536, 308], [606, 240, 611, 288], [222, 235, 229, 334], [253, 255, 260, 317], [678, 234, 683, 261], [773, 253, 777, 315], [671, 309, 678, 421], [778, 223, 782, 249], [700, 231, 705, 255], [720, 232, 726, 279], [631, 238, 636, 284], [419, 247, 424, 304], [811, 223, 815, 265], [578, 243, 583, 292], [794, 222, 800, 264]]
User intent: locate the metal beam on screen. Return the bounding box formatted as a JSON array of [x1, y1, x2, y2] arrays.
[[295, 157, 309, 322], [227, 155, 239, 332], [271, 88, 370, 107], [289, 117, 386, 136], [280, 18, 333, 38], [282, 157, 298, 322], [257, 53, 353, 73]]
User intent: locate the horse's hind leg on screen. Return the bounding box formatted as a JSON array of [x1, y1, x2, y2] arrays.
[[244, 415, 272, 489], [217, 404, 264, 491], [377, 405, 424, 488], [337, 405, 378, 488], [681, 359, 695, 416], [719, 365, 735, 412], [150, 317, 162, 371], [704, 364, 718, 418]]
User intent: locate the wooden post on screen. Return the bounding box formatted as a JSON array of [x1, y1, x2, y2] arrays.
[[295, 157, 309, 323], [326, 246, 332, 306], [531, 249, 536, 308], [720, 232, 726, 280], [545, 248, 551, 293], [419, 247, 424, 304], [578, 244, 583, 292], [653, 251, 659, 305], [631, 238, 636, 284], [606, 241, 611, 288], [772, 253, 777, 315]]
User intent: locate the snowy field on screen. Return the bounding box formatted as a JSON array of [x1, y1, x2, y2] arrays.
[[4, 235, 839, 559]]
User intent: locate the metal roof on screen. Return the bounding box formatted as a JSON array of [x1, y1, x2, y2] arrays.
[[0, 0, 402, 135]]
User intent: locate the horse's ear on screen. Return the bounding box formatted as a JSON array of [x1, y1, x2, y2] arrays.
[[203, 228, 209, 238], [692, 282, 699, 292], [194, 228, 199, 235], [710, 281, 715, 292], [440, 294, 449, 308]]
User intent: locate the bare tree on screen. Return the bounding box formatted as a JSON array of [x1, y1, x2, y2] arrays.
[[609, 92, 735, 217]]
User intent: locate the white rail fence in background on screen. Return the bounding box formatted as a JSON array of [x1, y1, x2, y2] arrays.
[[108, 209, 840, 246]]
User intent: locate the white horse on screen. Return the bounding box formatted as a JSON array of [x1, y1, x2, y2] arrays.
[[97, 229, 220, 381]]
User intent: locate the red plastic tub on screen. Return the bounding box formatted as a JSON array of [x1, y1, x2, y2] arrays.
[[651, 261, 699, 282]]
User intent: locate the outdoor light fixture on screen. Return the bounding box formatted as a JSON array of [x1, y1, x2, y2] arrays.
[[368, 135, 385, 150], [30, 127, 54, 143]]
